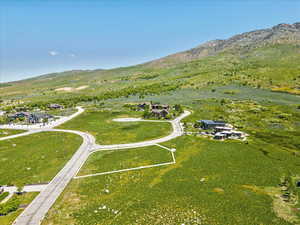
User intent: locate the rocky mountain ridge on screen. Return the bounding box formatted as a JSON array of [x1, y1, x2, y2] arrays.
[[146, 22, 300, 67]]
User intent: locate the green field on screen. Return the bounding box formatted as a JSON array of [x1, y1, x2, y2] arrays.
[[43, 135, 300, 225], [57, 110, 172, 145], [0, 130, 25, 138], [0, 132, 82, 187], [42, 98, 300, 225], [0, 193, 38, 225], [78, 146, 173, 176]]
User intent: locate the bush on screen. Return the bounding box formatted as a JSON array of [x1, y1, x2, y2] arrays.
[[0, 196, 20, 216], [0, 192, 9, 202], [142, 110, 152, 119], [174, 104, 183, 113]]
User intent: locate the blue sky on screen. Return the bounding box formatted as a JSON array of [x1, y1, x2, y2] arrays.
[[1, 0, 299, 82]]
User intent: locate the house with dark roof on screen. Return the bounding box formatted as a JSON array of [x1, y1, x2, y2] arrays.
[[137, 102, 150, 111], [49, 104, 64, 109], [29, 113, 53, 124], [198, 120, 226, 130], [151, 109, 169, 118], [8, 112, 31, 120], [8, 112, 53, 124], [151, 104, 170, 110]]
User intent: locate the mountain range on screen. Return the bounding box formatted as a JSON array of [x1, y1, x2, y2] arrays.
[[1, 22, 300, 103]]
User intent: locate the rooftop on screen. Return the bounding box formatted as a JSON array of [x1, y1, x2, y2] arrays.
[[198, 120, 226, 125]]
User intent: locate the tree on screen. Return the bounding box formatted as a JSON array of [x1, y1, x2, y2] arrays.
[[174, 104, 183, 113], [142, 110, 152, 119]]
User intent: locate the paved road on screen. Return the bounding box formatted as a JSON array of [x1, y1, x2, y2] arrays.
[[13, 130, 95, 225], [1, 184, 48, 204], [0, 109, 191, 225], [93, 110, 191, 151], [2, 184, 48, 193]]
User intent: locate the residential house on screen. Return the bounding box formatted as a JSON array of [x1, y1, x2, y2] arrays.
[[8, 112, 53, 124], [214, 126, 232, 133], [151, 104, 170, 110], [49, 104, 64, 109], [137, 103, 150, 111], [29, 113, 53, 124], [198, 120, 226, 130], [213, 133, 226, 140], [8, 112, 31, 120], [151, 109, 169, 118]]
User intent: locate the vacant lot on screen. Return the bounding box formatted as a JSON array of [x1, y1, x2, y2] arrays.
[[44, 99, 300, 225], [43, 135, 300, 225], [57, 110, 172, 145], [0, 129, 25, 138], [0, 132, 82, 187], [78, 145, 173, 177]]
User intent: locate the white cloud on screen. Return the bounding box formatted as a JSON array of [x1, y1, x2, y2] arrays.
[[69, 53, 76, 57], [49, 51, 59, 56]]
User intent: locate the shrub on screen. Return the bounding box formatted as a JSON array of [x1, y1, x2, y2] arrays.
[[0, 196, 20, 216], [0, 192, 9, 202]]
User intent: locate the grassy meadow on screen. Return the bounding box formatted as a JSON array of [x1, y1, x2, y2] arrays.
[[0, 130, 25, 138], [57, 110, 172, 145], [78, 146, 173, 177], [43, 134, 300, 225], [43, 97, 300, 225], [0, 132, 82, 187]]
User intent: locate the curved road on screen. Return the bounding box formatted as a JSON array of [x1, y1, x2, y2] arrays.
[[93, 110, 190, 151], [0, 109, 191, 225]]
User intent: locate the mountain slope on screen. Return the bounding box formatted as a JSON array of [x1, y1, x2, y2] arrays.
[[146, 23, 300, 67], [0, 22, 299, 103]]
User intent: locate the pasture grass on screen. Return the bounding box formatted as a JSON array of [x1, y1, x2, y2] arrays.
[[43, 135, 300, 225], [57, 110, 172, 145], [0, 132, 82, 187], [78, 146, 173, 176], [0, 130, 25, 138], [43, 99, 300, 225], [0, 192, 38, 225]]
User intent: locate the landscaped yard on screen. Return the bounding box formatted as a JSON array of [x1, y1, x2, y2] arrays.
[[0, 129, 25, 138], [57, 110, 172, 145], [77, 145, 173, 177], [0, 132, 82, 187]]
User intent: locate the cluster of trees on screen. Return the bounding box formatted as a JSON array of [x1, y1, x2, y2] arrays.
[[174, 104, 184, 113], [142, 103, 184, 120], [49, 81, 181, 106], [1, 81, 182, 115]]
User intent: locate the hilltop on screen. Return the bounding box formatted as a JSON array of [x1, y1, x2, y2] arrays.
[[146, 23, 300, 67]]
